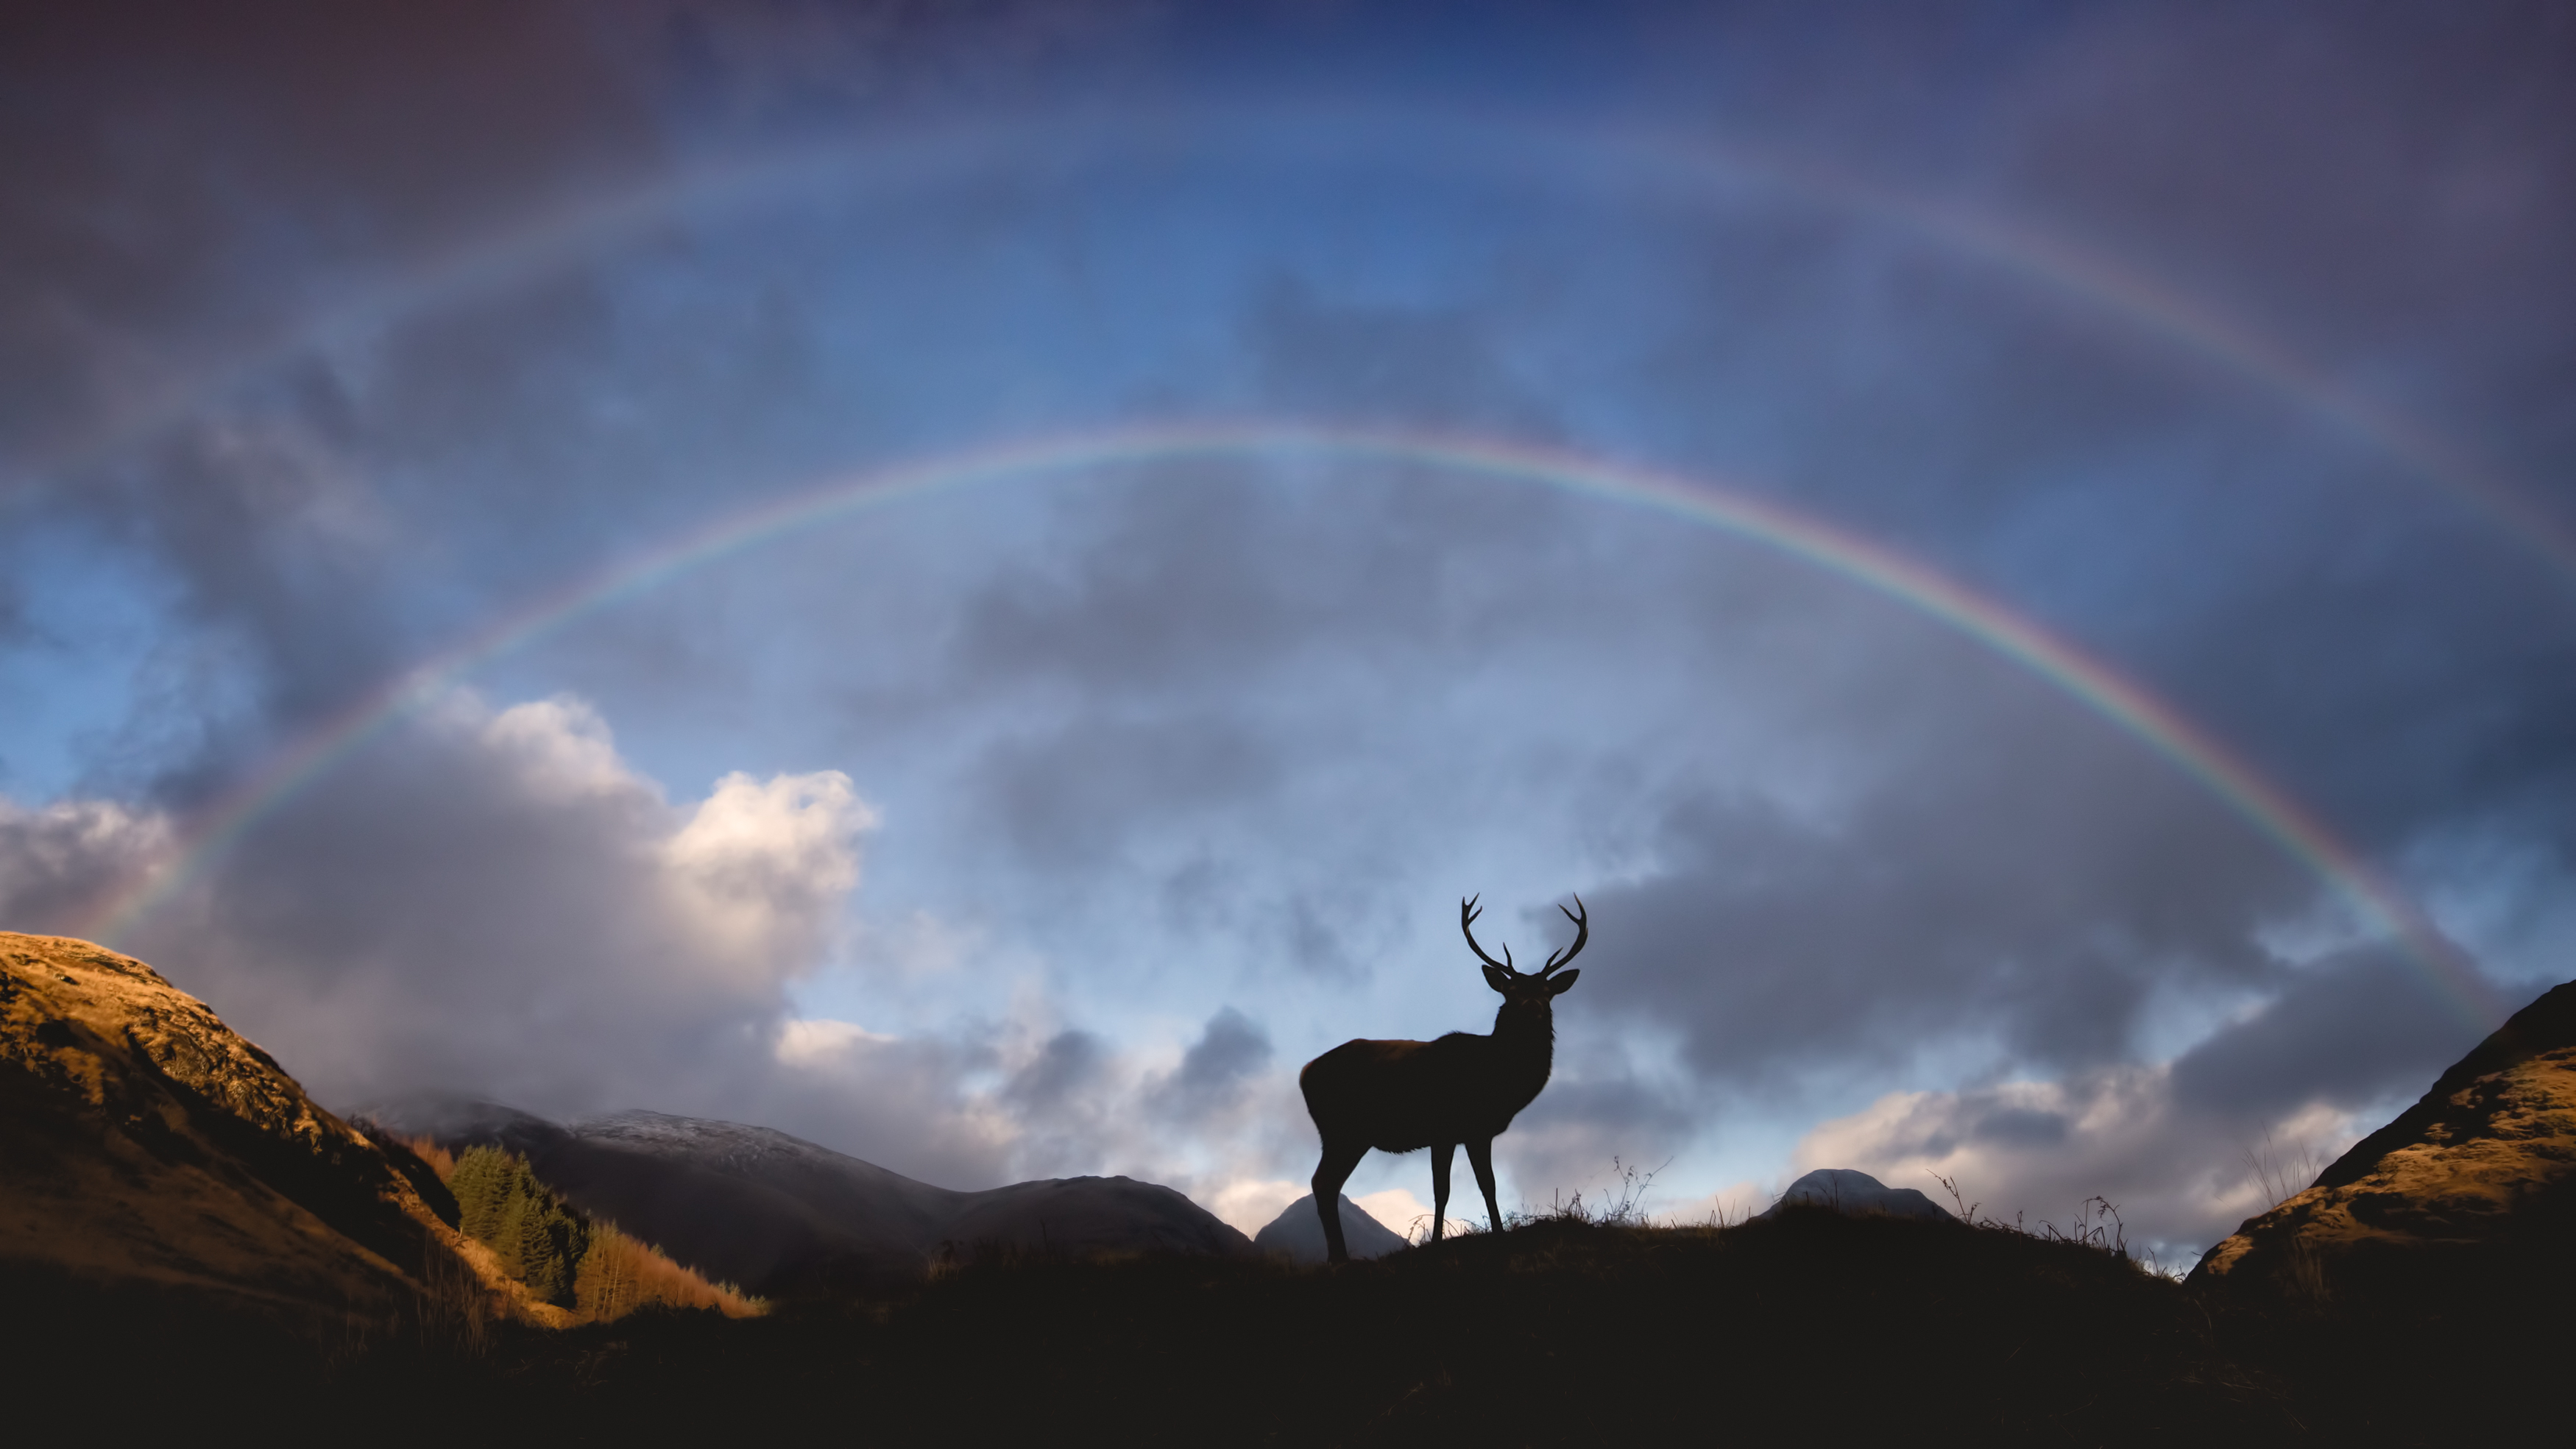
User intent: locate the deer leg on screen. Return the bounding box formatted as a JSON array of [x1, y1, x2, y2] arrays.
[[1430, 1142, 1455, 1243], [1312, 1140, 1367, 1264], [1467, 1138, 1502, 1234]]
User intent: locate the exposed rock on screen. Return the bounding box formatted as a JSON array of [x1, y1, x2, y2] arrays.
[[2190, 977, 2576, 1305], [1253, 1192, 1412, 1263], [362, 1095, 1259, 1294], [0, 932, 501, 1326], [1757, 1168, 1956, 1222]]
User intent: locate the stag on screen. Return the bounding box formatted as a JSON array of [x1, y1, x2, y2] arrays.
[[1297, 894, 1588, 1263]]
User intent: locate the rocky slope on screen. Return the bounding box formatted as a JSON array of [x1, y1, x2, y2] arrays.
[[365, 1095, 1259, 1294], [0, 932, 500, 1328], [2190, 977, 2576, 1305]]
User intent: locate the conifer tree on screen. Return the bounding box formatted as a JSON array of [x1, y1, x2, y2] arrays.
[[449, 1145, 512, 1244], [438, 1144, 595, 1306]]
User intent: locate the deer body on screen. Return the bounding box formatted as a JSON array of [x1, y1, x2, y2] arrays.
[[1298, 896, 1586, 1264]]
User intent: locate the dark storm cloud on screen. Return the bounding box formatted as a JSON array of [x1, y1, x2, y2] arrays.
[[972, 713, 1284, 869], [2170, 945, 2519, 1121], [0, 0, 1147, 796], [0, 1, 659, 459], [2002, 5, 2576, 365], [1606, 7, 2576, 877], [943, 458, 1588, 698], [1576, 701, 2304, 1085], [1147, 1007, 1273, 1122], [0, 0, 665, 800], [997, 1027, 1128, 1178], [0, 574, 33, 646]]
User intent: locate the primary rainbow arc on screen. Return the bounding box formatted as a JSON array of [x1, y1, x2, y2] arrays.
[[83, 421, 2500, 1032]]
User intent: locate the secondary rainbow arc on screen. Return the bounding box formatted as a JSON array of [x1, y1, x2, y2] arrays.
[[82, 421, 2501, 1034], [16, 110, 2572, 594]]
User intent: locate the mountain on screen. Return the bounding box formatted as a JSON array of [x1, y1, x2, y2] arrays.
[[1253, 1192, 1413, 1262], [0, 932, 507, 1364], [361, 1095, 1257, 1294], [2190, 977, 2576, 1306], [1756, 1168, 1956, 1222]]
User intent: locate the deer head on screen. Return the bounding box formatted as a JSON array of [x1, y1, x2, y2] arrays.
[[1460, 893, 1585, 1019]]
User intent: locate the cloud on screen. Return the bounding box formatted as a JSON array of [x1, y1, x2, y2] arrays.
[[1354, 1187, 1434, 1239], [99, 693, 874, 1119], [1788, 1066, 2346, 1261], [1571, 702, 2304, 1088], [1208, 1177, 1305, 1237], [1786, 949, 2525, 1256], [2168, 943, 2494, 1119], [751, 1015, 1018, 1191], [1147, 1006, 1273, 1123], [0, 797, 172, 932]]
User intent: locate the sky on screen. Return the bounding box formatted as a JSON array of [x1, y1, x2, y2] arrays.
[[3, 1, 2572, 1264]]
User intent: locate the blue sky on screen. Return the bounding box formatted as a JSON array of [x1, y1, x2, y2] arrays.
[[4, 1, 2572, 1258]]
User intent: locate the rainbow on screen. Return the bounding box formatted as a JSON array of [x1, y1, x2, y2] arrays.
[[15, 110, 2574, 593], [83, 420, 2502, 1031]]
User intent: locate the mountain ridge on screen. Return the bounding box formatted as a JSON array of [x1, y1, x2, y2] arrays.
[[360, 1092, 1258, 1294]]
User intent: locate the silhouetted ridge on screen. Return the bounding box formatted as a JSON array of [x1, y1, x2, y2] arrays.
[[2314, 977, 2576, 1190], [363, 1094, 1254, 1294]]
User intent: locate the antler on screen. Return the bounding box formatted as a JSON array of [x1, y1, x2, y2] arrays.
[[1460, 895, 1517, 976], [1538, 896, 1588, 977]]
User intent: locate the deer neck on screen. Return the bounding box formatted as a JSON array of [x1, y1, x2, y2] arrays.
[[1488, 1002, 1556, 1102]]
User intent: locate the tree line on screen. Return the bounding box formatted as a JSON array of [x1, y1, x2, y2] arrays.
[[444, 1145, 762, 1320]]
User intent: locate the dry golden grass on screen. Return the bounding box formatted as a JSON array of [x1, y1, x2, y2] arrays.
[[404, 1132, 759, 1322], [574, 1223, 763, 1321], [398, 1134, 456, 1181]]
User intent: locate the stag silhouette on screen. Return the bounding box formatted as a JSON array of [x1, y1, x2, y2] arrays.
[[1297, 894, 1587, 1264]]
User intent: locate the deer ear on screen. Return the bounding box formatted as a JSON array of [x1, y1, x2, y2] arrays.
[[1545, 969, 1579, 995], [1482, 963, 1515, 994]]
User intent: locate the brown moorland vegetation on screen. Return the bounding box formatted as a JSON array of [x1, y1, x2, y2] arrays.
[[432, 1141, 764, 1322]]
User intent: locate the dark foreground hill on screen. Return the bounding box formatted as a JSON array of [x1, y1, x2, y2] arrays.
[[93, 1212, 2310, 1444], [13, 930, 2571, 1442], [361, 1094, 1256, 1294], [25, 1199, 2567, 1444]]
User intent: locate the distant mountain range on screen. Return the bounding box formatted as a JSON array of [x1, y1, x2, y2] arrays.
[[358, 1094, 1259, 1295]]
